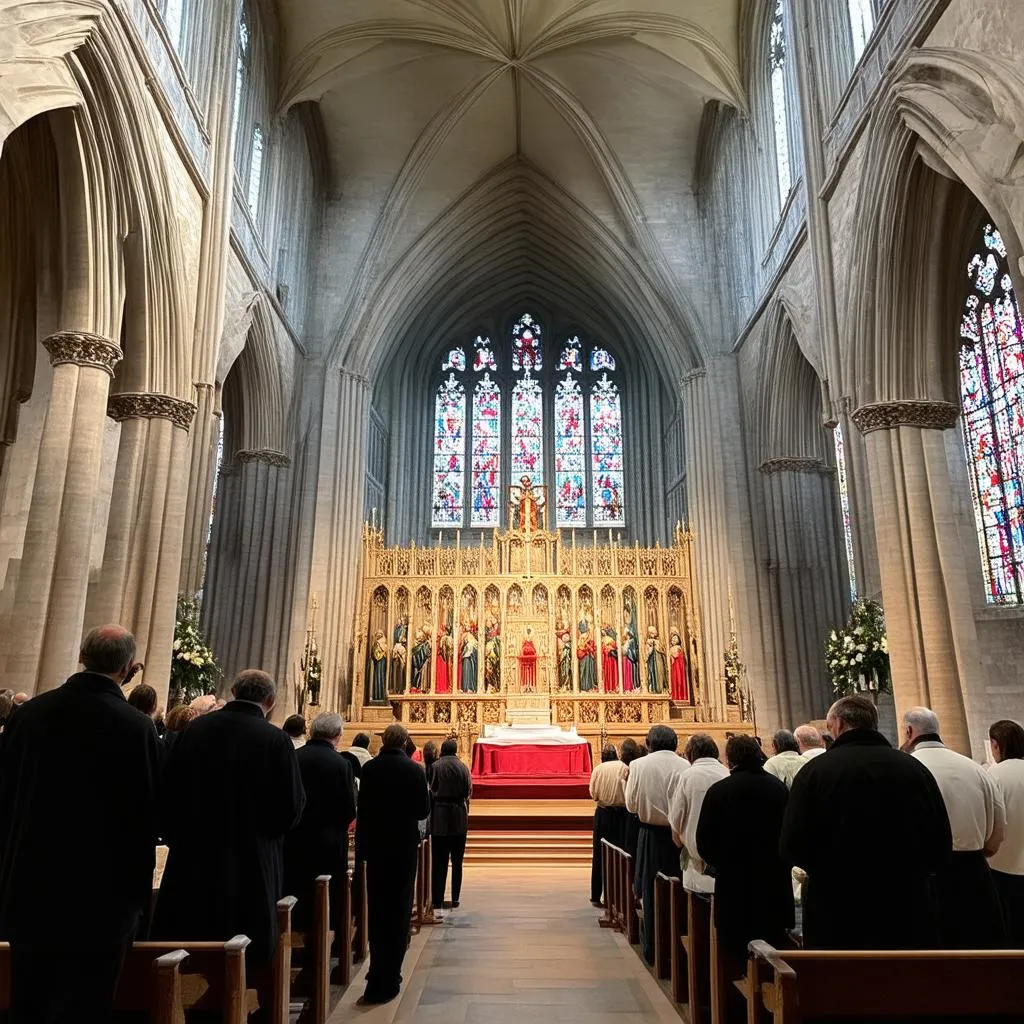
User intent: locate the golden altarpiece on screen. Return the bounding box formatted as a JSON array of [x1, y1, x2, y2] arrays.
[[349, 488, 727, 737]]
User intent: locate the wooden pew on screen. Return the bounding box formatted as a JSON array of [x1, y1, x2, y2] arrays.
[[333, 868, 354, 986], [744, 942, 1024, 1024], [289, 875, 346, 1024], [683, 889, 713, 1024], [352, 860, 369, 963], [653, 873, 675, 981], [599, 842, 639, 945]]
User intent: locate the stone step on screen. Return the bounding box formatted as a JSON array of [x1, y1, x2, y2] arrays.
[[464, 828, 593, 867]]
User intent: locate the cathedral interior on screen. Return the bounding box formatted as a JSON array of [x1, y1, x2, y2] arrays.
[[1, 0, 1023, 757]]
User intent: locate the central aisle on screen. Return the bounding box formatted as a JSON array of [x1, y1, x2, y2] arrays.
[[332, 865, 684, 1024]]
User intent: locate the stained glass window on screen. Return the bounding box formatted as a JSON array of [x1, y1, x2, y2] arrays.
[[512, 313, 543, 371], [471, 374, 501, 526], [769, 0, 792, 207], [590, 347, 616, 372], [162, 0, 185, 48], [558, 337, 582, 372], [511, 374, 544, 485], [442, 348, 466, 372], [231, 10, 250, 149], [959, 223, 1024, 604], [473, 336, 497, 372], [590, 374, 625, 526], [431, 374, 466, 528], [833, 424, 857, 602], [555, 374, 586, 525], [247, 125, 264, 216], [848, 0, 874, 63]]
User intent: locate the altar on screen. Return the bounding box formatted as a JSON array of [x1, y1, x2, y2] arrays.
[[471, 725, 593, 799]]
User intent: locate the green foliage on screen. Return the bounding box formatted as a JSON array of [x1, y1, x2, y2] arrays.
[[170, 595, 221, 706], [824, 598, 891, 697]]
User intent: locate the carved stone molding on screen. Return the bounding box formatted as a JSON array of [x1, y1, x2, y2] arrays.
[[237, 449, 291, 468], [851, 400, 960, 434], [107, 393, 197, 430], [759, 458, 831, 475], [43, 332, 122, 376], [679, 367, 707, 390]]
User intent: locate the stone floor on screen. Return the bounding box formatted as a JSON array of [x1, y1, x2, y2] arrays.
[[329, 865, 683, 1024]]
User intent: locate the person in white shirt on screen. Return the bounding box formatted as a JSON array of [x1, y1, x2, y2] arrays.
[[589, 744, 628, 906], [794, 724, 826, 761], [667, 733, 728, 894], [905, 706, 1006, 947], [348, 732, 374, 767], [987, 719, 1024, 945], [763, 729, 804, 788], [624, 724, 689, 965]]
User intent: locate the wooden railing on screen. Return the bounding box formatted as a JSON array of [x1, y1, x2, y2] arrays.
[[599, 839, 639, 945]]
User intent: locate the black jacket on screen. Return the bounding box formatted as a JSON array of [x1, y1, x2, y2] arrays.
[[430, 755, 473, 836], [356, 747, 430, 862], [284, 740, 356, 902], [0, 673, 161, 945], [696, 765, 793, 955], [780, 728, 951, 949], [152, 701, 305, 963]]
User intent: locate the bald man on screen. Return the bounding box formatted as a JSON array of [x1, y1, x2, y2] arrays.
[[0, 625, 161, 1023]]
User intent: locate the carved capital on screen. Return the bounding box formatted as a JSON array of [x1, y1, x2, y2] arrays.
[[680, 367, 707, 390], [107, 393, 197, 430], [237, 448, 291, 468], [43, 332, 121, 376], [759, 457, 830, 475], [851, 400, 960, 434]]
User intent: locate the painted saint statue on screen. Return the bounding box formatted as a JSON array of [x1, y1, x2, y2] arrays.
[[513, 476, 545, 532], [435, 627, 453, 694], [484, 614, 501, 692], [411, 628, 431, 691], [577, 620, 597, 692], [621, 618, 639, 692], [370, 630, 388, 703], [669, 630, 688, 701], [389, 616, 408, 694], [519, 627, 538, 691], [601, 625, 619, 693], [460, 629, 479, 693], [646, 626, 668, 694], [557, 626, 573, 691]]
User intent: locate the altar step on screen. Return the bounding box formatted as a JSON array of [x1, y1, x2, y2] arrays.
[[465, 829, 592, 868]]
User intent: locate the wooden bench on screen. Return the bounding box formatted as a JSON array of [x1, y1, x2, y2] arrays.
[[744, 942, 1024, 1024], [288, 874, 350, 1024], [352, 860, 369, 963], [413, 836, 435, 928], [598, 841, 639, 945]]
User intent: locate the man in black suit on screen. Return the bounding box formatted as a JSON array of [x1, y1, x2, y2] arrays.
[[284, 712, 357, 933], [430, 737, 473, 912], [153, 670, 305, 966], [0, 625, 161, 1024], [781, 695, 952, 949], [355, 723, 430, 1005]]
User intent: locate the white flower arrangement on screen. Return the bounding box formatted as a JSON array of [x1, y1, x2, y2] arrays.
[[823, 598, 891, 697], [170, 595, 221, 705]]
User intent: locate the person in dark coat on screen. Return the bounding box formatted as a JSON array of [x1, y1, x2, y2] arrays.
[[619, 738, 645, 861], [153, 670, 305, 966], [355, 723, 430, 1005], [695, 735, 794, 964], [0, 625, 160, 1024], [781, 695, 952, 950], [283, 712, 357, 934], [430, 738, 473, 912]]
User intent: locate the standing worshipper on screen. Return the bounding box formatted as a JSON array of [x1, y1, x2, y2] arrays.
[[781, 696, 951, 949], [589, 743, 629, 906], [356, 723, 430, 1004], [695, 736, 793, 970], [624, 724, 689, 964], [283, 713, 357, 934], [154, 670, 304, 966], [431, 738, 472, 913], [988, 719, 1024, 944], [795, 724, 826, 761], [283, 713, 307, 748], [0, 626, 161, 1024], [763, 729, 804, 788], [904, 706, 1006, 948], [667, 733, 728, 895], [348, 731, 374, 768]]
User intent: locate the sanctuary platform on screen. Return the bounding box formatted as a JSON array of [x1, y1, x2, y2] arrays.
[[471, 724, 593, 799]]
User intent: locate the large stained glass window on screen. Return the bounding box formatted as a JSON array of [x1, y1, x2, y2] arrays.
[[769, 0, 792, 207], [555, 374, 586, 525], [471, 374, 501, 526], [431, 375, 466, 528], [558, 337, 582, 372], [473, 336, 496, 372], [511, 375, 544, 484], [833, 424, 858, 602], [959, 223, 1024, 604], [246, 125, 264, 216], [512, 313, 543, 371], [443, 347, 466, 372], [590, 374, 625, 526]]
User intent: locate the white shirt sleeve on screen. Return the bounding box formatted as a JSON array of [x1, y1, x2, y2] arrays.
[[668, 776, 688, 848], [624, 761, 641, 814], [984, 769, 1007, 854]]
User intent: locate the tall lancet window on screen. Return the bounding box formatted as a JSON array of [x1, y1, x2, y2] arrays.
[[471, 374, 502, 527], [959, 223, 1024, 604], [847, 0, 875, 63], [769, 0, 792, 207], [230, 9, 250, 149], [833, 424, 857, 602], [511, 374, 543, 488], [431, 371, 467, 527], [555, 374, 586, 526], [590, 364, 625, 527]]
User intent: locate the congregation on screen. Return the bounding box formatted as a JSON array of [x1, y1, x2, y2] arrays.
[[0, 625, 472, 1022], [590, 696, 1024, 970]]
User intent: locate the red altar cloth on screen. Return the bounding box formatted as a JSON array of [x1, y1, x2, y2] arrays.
[[471, 741, 593, 776]]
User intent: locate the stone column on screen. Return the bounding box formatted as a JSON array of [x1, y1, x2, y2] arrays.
[[85, 393, 196, 706], [681, 356, 770, 723], [179, 383, 219, 594], [3, 332, 121, 692], [759, 458, 848, 724], [853, 400, 981, 755]]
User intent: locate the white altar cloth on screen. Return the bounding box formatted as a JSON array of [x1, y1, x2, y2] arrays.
[[479, 724, 585, 745]]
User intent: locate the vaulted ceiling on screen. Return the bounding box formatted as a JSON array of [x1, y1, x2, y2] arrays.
[[276, 1, 747, 379]]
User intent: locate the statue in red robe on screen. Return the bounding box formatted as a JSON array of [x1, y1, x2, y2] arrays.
[[519, 629, 538, 691], [435, 627, 452, 694], [669, 630, 688, 701], [601, 625, 619, 693]]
